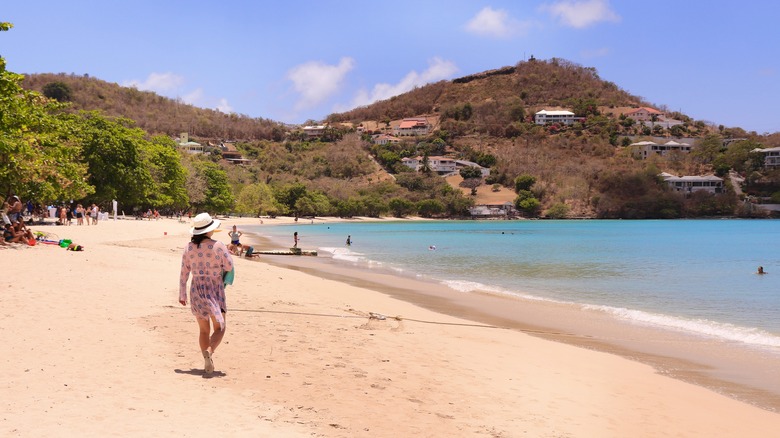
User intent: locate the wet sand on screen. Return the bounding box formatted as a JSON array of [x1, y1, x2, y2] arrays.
[[248, 227, 780, 412]]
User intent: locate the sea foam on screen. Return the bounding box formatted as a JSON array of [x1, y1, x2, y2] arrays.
[[583, 304, 780, 349]]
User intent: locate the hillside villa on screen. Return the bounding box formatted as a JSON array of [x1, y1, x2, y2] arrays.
[[625, 107, 663, 122], [534, 109, 581, 125], [630, 140, 693, 159], [401, 156, 489, 176], [624, 107, 683, 129], [752, 146, 780, 168], [177, 132, 203, 154], [660, 172, 723, 194], [372, 134, 401, 145], [303, 124, 327, 138], [219, 142, 251, 165], [393, 118, 431, 136]]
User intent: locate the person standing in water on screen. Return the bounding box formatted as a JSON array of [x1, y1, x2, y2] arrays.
[[293, 231, 299, 248], [346, 235, 351, 246]]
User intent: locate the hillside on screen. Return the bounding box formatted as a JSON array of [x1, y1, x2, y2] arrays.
[[327, 58, 647, 125], [21, 73, 285, 141], [15, 57, 779, 219]]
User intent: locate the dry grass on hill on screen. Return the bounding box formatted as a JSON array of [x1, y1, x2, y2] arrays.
[[445, 174, 516, 205]]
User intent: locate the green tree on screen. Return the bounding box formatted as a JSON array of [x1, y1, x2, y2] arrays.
[[514, 190, 541, 217], [191, 160, 234, 213], [235, 182, 279, 216], [570, 97, 599, 117], [145, 135, 188, 209], [361, 195, 387, 217], [514, 174, 536, 193], [273, 183, 308, 215], [691, 134, 723, 165], [459, 166, 483, 179], [0, 49, 91, 202], [333, 197, 365, 218], [42, 81, 72, 102], [417, 199, 445, 217], [716, 140, 762, 173], [295, 191, 331, 216], [544, 203, 570, 219], [76, 112, 154, 207], [388, 197, 415, 217]]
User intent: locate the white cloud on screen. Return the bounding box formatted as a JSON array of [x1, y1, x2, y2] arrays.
[[581, 47, 610, 58], [287, 57, 355, 110], [542, 0, 620, 29], [122, 72, 184, 93], [216, 98, 233, 113], [465, 7, 533, 38], [181, 88, 204, 106], [348, 58, 458, 109], [123, 72, 233, 114]]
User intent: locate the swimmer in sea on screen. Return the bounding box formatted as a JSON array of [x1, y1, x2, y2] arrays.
[[757, 266, 767, 275]]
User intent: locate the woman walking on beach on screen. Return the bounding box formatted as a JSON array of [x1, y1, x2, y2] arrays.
[[179, 213, 234, 375]]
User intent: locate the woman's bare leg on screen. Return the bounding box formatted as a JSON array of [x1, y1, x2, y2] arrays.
[[208, 313, 226, 353], [196, 317, 211, 352]]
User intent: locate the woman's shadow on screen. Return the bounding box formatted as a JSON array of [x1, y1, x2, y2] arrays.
[[174, 368, 227, 379]]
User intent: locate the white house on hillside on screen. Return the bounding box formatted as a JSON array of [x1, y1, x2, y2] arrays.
[[630, 140, 692, 159], [373, 134, 401, 145], [177, 132, 203, 154], [401, 156, 456, 174], [660, 172, 723, 194], [534, 109, 580, 125], [752, 146, 780, 167], [303, 125, 327, 138]]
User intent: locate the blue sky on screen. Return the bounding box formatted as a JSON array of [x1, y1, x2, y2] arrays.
[[3, 1, 779, 134]]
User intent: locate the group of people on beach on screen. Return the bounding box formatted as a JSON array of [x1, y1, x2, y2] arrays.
[[55, 203, 101, 226], [226, 225, 259, 258]]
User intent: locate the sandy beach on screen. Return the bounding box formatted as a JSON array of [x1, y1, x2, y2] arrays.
[[3, 216, 780, 437]]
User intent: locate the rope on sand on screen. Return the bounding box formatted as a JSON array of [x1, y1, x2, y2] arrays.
[[165, 305, 588, 337]]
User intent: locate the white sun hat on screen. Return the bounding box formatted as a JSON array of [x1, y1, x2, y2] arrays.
[[191, 212, 221, 235]]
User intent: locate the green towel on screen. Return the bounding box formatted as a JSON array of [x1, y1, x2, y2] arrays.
[[223, 266, 235, 287]]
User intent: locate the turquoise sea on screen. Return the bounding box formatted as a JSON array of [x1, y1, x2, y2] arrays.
[[248, 219, 780, 351]]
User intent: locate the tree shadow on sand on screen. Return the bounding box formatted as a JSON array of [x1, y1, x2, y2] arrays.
[[174, 368, 227, 379]]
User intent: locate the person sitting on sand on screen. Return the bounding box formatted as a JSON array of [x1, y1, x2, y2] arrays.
[[13, 219, 34, 242], [757, 266, 767, 275], [3, 223, 24, 243]]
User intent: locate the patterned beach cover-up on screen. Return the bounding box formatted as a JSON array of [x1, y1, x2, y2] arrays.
[[179, 239, 234, 325]]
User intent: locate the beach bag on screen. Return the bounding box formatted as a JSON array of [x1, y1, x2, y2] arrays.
[[223, 266, 235, 287]]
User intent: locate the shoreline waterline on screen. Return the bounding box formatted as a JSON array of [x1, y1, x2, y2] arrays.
[[242, 223, 780, 412]]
